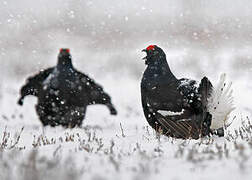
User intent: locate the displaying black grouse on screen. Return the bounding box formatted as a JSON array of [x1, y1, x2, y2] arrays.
[[141, 45, 234, 139], [18, 49, 117, 127]]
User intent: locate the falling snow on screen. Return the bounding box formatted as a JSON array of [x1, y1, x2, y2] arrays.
[[1, 0, 252, 180]]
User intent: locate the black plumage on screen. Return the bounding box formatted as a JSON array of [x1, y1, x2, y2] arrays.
[[18, 49, 117, 127], [141, 45, 214, 139]]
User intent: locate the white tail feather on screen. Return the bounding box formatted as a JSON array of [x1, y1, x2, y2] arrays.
[[207, 73, 235, 129]]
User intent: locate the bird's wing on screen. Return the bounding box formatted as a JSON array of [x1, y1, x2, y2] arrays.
[[155, 112, 203, 139], [142, 79, 199, 113], [154, 78, 214, 139], [20, 68, 54, 98], [76, 72, 112, 104], [142, 77, 214, 139], [142, 80, 185, 112]]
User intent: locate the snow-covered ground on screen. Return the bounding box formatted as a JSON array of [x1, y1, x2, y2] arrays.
[[1, 0, 252, 180]]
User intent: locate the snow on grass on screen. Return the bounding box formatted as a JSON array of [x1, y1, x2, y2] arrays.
[[1, 77, 252, 180], [1, 118, 252, 180]]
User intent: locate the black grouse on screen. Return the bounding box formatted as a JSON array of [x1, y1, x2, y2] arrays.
[[141, 45, 234, 139], [18, 49, 117, 127]]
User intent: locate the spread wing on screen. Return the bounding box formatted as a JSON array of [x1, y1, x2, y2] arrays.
[[18, 68, 54, 105], [76, 71, 112, 105], [75, 71, 116, 114]]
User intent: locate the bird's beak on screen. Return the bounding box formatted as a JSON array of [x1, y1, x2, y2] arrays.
[[142, 49, 147, 60]]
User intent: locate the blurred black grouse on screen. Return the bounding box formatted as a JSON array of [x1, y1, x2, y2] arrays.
[[141, 45, 234, 139], [18, 49, 117, 127]]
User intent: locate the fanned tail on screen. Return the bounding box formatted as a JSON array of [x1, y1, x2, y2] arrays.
[[207, 73, 235, 130]]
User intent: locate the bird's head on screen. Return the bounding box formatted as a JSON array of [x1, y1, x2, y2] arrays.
[[57, 48, 73, 67], [59, 48, 71, 58], [142, 45, 166, 66]]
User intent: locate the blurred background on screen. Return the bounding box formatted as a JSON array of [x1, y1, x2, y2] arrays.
[[0, 0, 251, 121]]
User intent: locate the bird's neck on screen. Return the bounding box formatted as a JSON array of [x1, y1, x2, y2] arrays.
[[146, 59, 177, 81], [57, 57, 74, 71]]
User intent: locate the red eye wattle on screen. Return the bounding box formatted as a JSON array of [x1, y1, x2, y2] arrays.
[[146, 45, 156, 51], [59, 48, 70, 53]]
